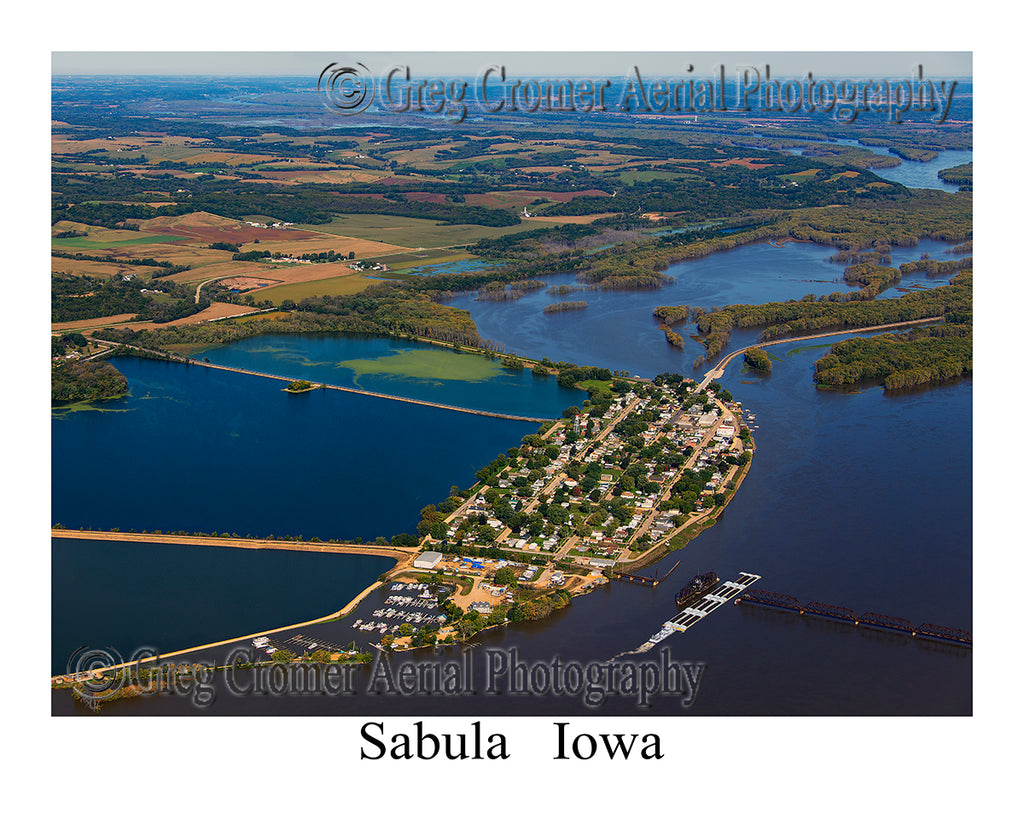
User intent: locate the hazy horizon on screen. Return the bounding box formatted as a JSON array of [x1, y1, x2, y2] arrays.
[[51, 51, 973, 79]]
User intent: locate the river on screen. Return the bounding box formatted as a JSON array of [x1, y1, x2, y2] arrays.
[[51, 240, 971, 714], [789, 139, 972, 191]]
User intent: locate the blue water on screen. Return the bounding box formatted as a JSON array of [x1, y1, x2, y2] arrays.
[[51, 240, 971, 714], [197, 334, 579, 418], [399, 258, 500, 276], [54, 336, 970, 714], [51, 537, 393, 675], [51, 355, 541, 542], [446, 238, 962, 377], [789, 139, 972, 191]]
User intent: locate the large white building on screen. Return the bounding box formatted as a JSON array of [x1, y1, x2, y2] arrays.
[[413, 551, 442, 570]]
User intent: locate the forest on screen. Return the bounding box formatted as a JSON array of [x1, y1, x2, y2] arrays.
[[93, 282, 487, 352], [51, 359, 128, 404], [813, 322, 972, 390], [52, 274, 210, 324]]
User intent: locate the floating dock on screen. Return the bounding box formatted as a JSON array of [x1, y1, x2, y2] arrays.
[[633, 571, 761, 652]]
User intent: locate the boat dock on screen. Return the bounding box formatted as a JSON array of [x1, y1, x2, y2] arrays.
[[615, 560, 680, 587]]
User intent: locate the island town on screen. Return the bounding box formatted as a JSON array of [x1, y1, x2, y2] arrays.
[[368, 371, 755, 651]]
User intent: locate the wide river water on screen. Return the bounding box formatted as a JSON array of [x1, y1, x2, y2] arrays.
[[51, 237, 971, 714]]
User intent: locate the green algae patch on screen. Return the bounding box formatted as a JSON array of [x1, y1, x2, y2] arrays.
[[336, 348, 502, 383]]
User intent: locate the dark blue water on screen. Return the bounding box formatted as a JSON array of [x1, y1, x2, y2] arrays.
[[52, 355, 540, 542], [447, 238, 961, 377], [51, 241, 971, 714], [198, 334, 579, 418], [53, 337, 969, 715], [51, 537, 393, 676]]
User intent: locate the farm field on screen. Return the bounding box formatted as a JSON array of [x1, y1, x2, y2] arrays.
[[51, 313, 140, 333], [245, 234, 407, 258], [256, 271, 379, 304], [248, 168, 385, 185], [126, 302, 262, 329], [52, 94, 972, 369], [51, 256, 138, 278], [297, 213, 554, 248]]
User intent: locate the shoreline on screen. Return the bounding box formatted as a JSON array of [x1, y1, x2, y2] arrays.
[[50, 529, 415, 682], [51, 528, 416, 560]]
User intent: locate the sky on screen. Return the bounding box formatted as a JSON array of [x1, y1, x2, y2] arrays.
[[51, 51, 972, 79]]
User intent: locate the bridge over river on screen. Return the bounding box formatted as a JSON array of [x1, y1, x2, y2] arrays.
[[694, 316, 947, 392]]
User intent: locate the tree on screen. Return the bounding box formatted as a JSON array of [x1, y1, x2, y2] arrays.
[[493, 566, 518, 586]]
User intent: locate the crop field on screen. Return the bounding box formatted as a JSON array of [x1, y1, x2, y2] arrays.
[[139, 212, 323, 244], [51, 221, 188, 248], [215, 276, 281, 291], [161, 260, 267, 284], [249, 234, 409, 257], [250, 168, 385, 185], [709, 157, 779, 169], [465, 189, 610, 207], [51, 256, 138, 278], [128, 302, 260, 330], [51, 313, 140, 333], [780, 168, 824, 181], [52, 135, 281, 166], [117, 244, 234, 268], [525, 214, 610, 224], [257, 271, 377, 303], [51, 134, 201, 154], [299, 214, 557, 248], [177, 151, 280, 166]]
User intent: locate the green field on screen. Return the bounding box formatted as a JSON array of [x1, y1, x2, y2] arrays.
[[52, 234, 187, 250], [259, 273, 377, 304], [336, 348, 502, 383], [297, 214, 553, 249], [616, 170, 693, 184], [575, 378, 613, 397]]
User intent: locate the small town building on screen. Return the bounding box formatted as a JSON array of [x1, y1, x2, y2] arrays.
[[413, 551, 443, 570]]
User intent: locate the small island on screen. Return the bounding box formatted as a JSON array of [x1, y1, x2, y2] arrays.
[[51, 359, 128, 404], [284, 379, 318, 393], [743, 347, 773, 372], [544, 300, 589, 314]]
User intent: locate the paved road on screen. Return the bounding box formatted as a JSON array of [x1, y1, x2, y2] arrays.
[[695, 316, 946, 391]]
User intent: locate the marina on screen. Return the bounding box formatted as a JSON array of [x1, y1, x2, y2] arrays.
[[355, 583, 446, 634]]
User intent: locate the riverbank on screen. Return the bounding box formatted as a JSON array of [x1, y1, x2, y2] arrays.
[[50, 530, 413, 682]]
